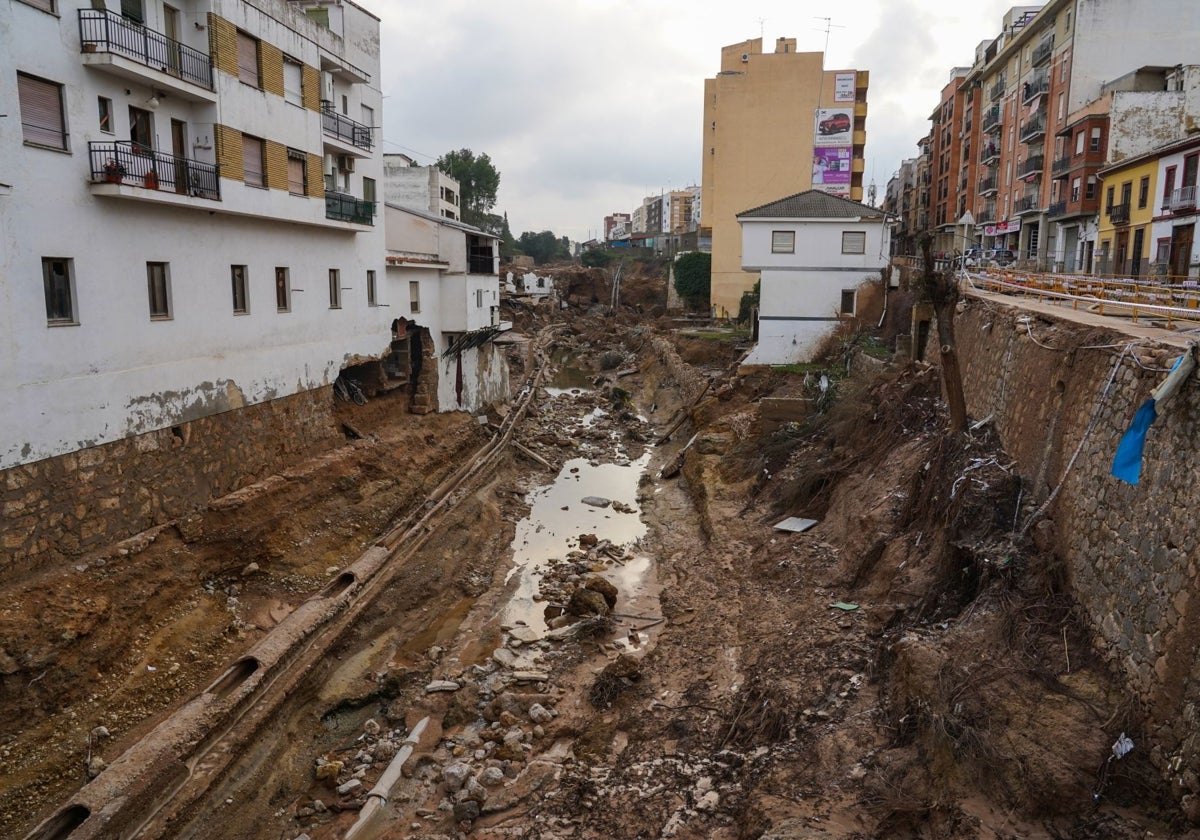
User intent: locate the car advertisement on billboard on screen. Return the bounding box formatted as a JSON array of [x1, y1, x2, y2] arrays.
[[814, 108, 852, 146], [812, 147, 852, 197], [834, 72, 856, 103]]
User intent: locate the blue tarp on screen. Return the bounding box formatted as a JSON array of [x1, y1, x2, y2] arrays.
[[1111, 398, 1157, 485]]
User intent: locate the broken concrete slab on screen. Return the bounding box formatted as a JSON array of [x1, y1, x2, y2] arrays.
[[773, 517, 819, 533]]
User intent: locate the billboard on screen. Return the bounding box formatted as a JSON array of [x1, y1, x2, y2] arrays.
[[814, 108, 853, 146], [812, 147, 852, 197], [983, 219, 1022, 236], [834, 72, 856, 103]]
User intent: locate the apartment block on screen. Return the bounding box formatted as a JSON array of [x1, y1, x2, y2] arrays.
[[383, 154, 461, 221], [701, 37, 868, 316]]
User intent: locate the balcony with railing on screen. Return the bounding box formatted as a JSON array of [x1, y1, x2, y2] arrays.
[[1051, 155, 1073, 177], [78, 9, 214, 100], [1108, 202, 1131, 225], [1015, 194, 1042, 215], [1018, 155, 1045, 179], [320, 101, 374, 152], [1047, 200, 1067, 218], [1168, 185, 1198, 212], [980, 143, 1000, 165], [325, 191, 376, 225], [977, 204, 997, 224], [978, 174, 998, 196], [989, 76, 1006, 101], [1032, 34, 1054, 66], [468, 246, 497, 275], [982, 105, 1001, 133], [88, 140, 220, 200], [1022, 69, 1049, 104], [1020, 115, 1046, 144]]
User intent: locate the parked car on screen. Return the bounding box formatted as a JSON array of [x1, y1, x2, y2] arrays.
[[983, 248, 1016, 267], [959, 247, 983, 268], [818, 113, 851, 135]]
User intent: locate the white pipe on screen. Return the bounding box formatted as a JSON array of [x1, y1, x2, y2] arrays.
[[344, 717, 429, 840]]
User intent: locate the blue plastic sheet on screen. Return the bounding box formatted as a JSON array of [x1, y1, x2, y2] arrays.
[[1111, 398, 1157, 485]]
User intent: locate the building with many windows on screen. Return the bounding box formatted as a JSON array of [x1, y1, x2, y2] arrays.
[[2, 0, 391, 559]]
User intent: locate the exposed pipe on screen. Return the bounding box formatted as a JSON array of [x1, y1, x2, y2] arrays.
[[344, 717, 430, 840]]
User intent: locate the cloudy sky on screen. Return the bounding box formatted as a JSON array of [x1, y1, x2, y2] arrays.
[[377, 0, 1016, 242]]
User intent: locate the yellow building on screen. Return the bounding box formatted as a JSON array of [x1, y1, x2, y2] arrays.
[[701, 37, 868, 316], [1097, 155, 1158, 276]]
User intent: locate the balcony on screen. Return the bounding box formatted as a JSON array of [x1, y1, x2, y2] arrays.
[[1018, 155, 1045, 179], [1015, 194, 1042, 214], [989, 77, 1006, 101], [1032, 35, 1054, 66], [980, 143, 1000, 165], [1047, 200, 1067, 218], [1168, 185, 1198, 212], [325, 191, 375, 225], [78, 9, 215, 101], [468, 247, 497, 275], [1108, 202, 1131, 225], [88, 140, 219, 200], [1022, 70, 1049, 104], [978, 174, 998, 196], [982, 105, 1001, 133], [1051, 155, 1072, 177], [977, 205, 996, 224], [1020, 115, 1046, 144], [321, 101, 374, 152]]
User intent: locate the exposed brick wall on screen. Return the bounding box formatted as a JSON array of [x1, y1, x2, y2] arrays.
[[0, 389, 340, 579], [265, 140, 288, 191], [302, 65, 321, 111], [215, 123, 243, 181], [956, 296, 1200, 818], [307, 153, 325, 198], [208, 14, 237, 78], [260, 41, 284, 97]]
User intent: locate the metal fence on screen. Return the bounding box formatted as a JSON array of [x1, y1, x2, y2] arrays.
[[79, 9, 213, 90], [89, 140, 220, 200]]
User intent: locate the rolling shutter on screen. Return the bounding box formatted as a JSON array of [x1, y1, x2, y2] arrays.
[[236, 31, 259, 86], [283, 58, 303, 105], [18, 73, 66, 149], [287, 151, 305, 194], [242, 135, 264, 186]]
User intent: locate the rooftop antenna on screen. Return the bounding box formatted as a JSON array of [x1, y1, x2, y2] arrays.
[[812, 17, 844, 110], [757, 17, 766, 38]]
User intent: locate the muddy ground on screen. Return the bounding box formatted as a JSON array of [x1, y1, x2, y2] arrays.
[[3, 268, 1198, 839]]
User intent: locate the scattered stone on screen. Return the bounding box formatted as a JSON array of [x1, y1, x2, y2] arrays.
[[425, 680, 461, 693], [241, 562, 260, 577], [453, 799, 481, 822], [87, 756, 106, 778], [578, 533, 598, 547], [459, 776, 488, 804], [315, 761, 343, 783], [509, 626, 541, 644], [442, 762, 471, 792], [90, 726, 111, 741], [492, 648, 518, 668], [584, 575, 618, 609], [336, 778, 362, 795], [568, 588, 610, 616], [511, 669, 550, 683], [478, 766, 505, 787], [528, 703, 554, 724], [581, 496, 611, 508], [311, 799, 327, 813], [363, 718, 381, 736]]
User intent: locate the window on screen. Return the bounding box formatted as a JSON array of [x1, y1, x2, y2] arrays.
[[475, 288, 484, 308], [129, 105, 153, 152], [841, 231, 866, 254], [146, 262, 171, 319], [409, 280, 420, 314], [121, 0, 143, 23], [286, 149, 306, 195], [341, 94, 349, 115], [1106, 185, 1114, 211], [1164, 166, 1177, 203], [1138, 176, 1150, 209], [275, 267, 290, 312], [243, 135, 265, 187], [20, 0, 56, 12], [771, 230, 795, 253], [1090, 127, 1102, 152], [231, 265, 248, 314], [366, 269, 376, 306], [1071, 177, 1080, 202], [1075, 130, 1084, 156], [283, 57, 303, 106], [1184, 153, 1200, 188], [1086, 176, 1097, 199], [362, 176, 376, 205], [361, 104, 374, 132], [43, 258, 76, 325], [840, 289, 857, 316], [236, 31, 261, 88], [17, 73, 67, 150], [1057, 92, 1064, 122], [1065, 10, 1071, 31], [328, 269, 341, 309], [98, 97, 113, 134]]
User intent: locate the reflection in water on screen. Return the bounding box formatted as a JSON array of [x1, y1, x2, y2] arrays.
[[502, 454, 650, 633]]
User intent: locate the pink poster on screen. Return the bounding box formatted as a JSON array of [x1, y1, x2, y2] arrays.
[[812, 147, 852, 197]]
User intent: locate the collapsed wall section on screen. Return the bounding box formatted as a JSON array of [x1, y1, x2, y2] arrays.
[[956, 296, 1200, 815]]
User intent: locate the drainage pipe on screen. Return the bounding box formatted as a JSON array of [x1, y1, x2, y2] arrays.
[[343, 717, 430, 840]]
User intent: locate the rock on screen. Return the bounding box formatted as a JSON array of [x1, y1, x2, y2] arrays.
[[315, 761, 343, 783], [442, 762, 471, 792], [336, 778, 362, 795], [509, 626, 541, 644], [87, 756, 106, 778], [241, 562, 260, 577], [363, 718, 381, 736], [696, 790, 720, 811], [492, 648, 518, 668], [90, 726, 111, 741], [578, 533, 599, 547], [528, 703, 554, 724], [311, 799, 327, 813], [511, 670, 550, 683], [478, 766, 505, 787], [584, 575, 618, 609], [425, 680, 461, 693], [374, 739, 398, 759], [581, 496, 611, 508], [459, 776, 488, 804], [453, 800, 481, 822], [568, 588, 610, 616]]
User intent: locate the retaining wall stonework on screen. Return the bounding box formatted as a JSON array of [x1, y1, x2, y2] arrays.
[[956, 296, 1200, 815], [0, 388, 340, 578]]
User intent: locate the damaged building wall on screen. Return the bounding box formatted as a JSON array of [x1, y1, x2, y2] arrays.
[[437, 342, 510, 414], [956, 297, 1200, 815]]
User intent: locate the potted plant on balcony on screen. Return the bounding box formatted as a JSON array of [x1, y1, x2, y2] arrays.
[[103, 159, 126, 184], [144, 168, 159, 190]]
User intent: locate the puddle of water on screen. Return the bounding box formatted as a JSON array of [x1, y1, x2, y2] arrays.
[[545, 351, 594, 397], [501, 454, 650, 633]]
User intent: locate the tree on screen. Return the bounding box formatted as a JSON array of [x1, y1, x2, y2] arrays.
[[517, 230, 570, 265], [737, 280, 760, 324], [673, 251, 711, 310], [582, 249, 613, 268], [918, 232, 968, 433], [436, 149, 500, 228]]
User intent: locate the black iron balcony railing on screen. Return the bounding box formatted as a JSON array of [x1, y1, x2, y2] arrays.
[[320, 101, 373, 151], [982, 105, 1001, 133], [989, 77, 1006, 101], [1020, 115, 1046, 144], [1022, 71, 1050, 104], [79, 9, 213, 90], [1108, 202, 1131, 224], [1051, 155, 1072, 176], [468, 248, 496, 275], [1047, 200, 1067, 217], [1018, 155, 1045, 178], [1032, 36, 1054, 66], [978, 175, 998, 195], [89, 140, 220, 200], [1168, 185, 1197, 211], [977, 206, 996, 224], [325, 191, 376, 224], [980, 144, 1000, 164], [1015, 194, 1041, 214]]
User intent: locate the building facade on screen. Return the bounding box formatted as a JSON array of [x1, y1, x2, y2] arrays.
[[702, 37, 868, 316], [383, 154, 461, 220]]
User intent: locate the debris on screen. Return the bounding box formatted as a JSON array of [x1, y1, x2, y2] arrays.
[[773, 517, 819, 533], [1112, 733, 1134, 759], [581, 496, 611, 508], [425, 680, 461, 693], [830, 602, 859, 611], [336, 778, 362, 795]]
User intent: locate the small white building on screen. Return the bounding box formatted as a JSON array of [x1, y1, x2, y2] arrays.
[[383, 154, 461, 221], [384, 204, 510, 413], [737, 190, 890, 365]]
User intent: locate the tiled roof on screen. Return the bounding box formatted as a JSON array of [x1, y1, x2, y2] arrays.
[[737, 189, 885, 220]]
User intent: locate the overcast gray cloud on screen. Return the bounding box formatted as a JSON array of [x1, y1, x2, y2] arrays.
[[377, 0, 1022, 241]]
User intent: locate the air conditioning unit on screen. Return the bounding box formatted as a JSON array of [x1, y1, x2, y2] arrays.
[[337, 154, 354, 173], [741, 53, 750, 62]]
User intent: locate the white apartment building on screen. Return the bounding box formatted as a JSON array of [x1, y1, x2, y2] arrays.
[[2, 0, 388, 471], [383, 153, 461, 221]]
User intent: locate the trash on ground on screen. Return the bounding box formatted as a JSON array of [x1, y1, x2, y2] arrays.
[[773, 517, 819, 533]]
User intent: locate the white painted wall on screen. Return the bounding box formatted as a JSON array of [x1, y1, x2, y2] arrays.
[[739, 216, 889, 365], [2, 0, 387, 470]]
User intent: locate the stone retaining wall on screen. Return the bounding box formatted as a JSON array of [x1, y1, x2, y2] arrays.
[[956, 296, 1200, 816], [648, 335, 709, 404], [1, 388, 340, 578]]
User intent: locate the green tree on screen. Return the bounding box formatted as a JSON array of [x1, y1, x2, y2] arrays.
[[673, 251, 712, 310], [737, 280, 760, 324], [581, 249, 613, 268], [436, 149, 500, 227], [518, 230, 570, 264]]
